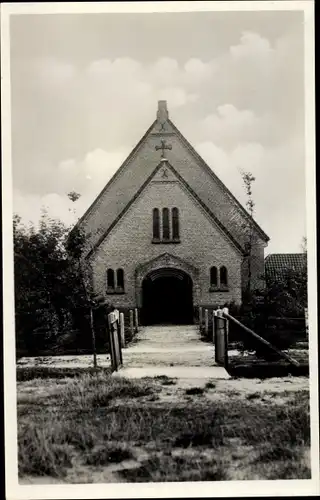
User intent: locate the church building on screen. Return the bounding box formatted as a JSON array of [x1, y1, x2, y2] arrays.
[[75, 101, 269, 325]]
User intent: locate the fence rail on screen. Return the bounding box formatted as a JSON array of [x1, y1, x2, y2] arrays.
[[198, 306, 301, 369]]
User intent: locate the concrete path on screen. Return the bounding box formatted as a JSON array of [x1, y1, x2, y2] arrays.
[[117, 325, 230, 379]]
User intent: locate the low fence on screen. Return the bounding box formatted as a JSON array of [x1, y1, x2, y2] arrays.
[[198, 306, 308, 347], [107, 307, 140, 372], [198, 306, 301, 369]]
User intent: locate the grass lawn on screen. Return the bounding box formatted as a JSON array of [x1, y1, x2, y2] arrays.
[[17, 371, 310, 483]]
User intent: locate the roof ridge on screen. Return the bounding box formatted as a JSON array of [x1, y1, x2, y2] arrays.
[[69, 119, 157, 236], [85, 160, 245, 259], [167, 118, 269, 242]]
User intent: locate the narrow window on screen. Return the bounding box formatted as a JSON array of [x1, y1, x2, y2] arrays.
[[210, 266, 218, 287], [153, 208, 160, 240], [107, 268, 115, 289], [116, 268, 124, 290], [162, 208, 170, 240], [220, 266, 228, 287], [172, 207, 180, 240]]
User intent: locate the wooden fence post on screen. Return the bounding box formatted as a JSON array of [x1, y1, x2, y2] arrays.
[[120, 312, 125, 347], [304, 308, 308, 338], [215, 309, 225, 365], [108, 312, 122, 371], [222, 307, 229, 344], [204, 309, 209, 337], [134, 308, 139, 333], [199, 306, 203, 332], [107, 313, 115, 371], [212, 310, 217, 344], [130, 309, 134, 338]]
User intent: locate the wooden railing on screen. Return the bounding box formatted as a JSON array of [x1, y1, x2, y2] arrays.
[[198, 306, 300, 369], [223, 311, 300, 367]]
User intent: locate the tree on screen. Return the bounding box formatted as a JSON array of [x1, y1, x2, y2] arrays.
[[239, 261, 308, 357], [241, 172, 256, 293], [14, 212, 75, 355], [13, 208, 105, 362], [66, 221, 98, 368]]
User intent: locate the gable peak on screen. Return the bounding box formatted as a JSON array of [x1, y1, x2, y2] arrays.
[[157, 100, 169, 124]]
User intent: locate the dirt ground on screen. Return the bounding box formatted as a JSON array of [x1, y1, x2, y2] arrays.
[[17, 372, 310, 484]]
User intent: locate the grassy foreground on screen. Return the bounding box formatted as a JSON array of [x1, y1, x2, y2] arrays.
[[17, 371, 311, 483]]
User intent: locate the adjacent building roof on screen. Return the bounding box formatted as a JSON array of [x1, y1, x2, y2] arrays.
[[265, 253, 307, 281]]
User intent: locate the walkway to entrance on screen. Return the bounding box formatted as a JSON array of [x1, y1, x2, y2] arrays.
[[116, 325, 230, 379]]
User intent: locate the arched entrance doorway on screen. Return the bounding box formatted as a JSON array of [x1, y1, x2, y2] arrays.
[[142, 268, 193, 325]]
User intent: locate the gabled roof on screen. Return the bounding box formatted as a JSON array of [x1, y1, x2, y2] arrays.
[[265, 253, 307, 281], [166, 118, 269, 243], [72, 101, 269, 257], [86, 160, 245, 259]]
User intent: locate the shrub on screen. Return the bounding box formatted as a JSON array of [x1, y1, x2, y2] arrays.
[[185, 387, 205, 395], [18, 422, 73, 477]]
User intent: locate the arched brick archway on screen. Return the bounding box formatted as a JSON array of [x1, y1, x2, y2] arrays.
[[135, 253, 200, 325]]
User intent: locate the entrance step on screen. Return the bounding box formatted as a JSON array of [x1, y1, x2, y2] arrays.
[[113, 366, 231, 380], [122, 348, 215, 367], [123, 324, 218, 370]]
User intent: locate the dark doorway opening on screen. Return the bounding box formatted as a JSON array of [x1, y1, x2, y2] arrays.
[[142, 269, 193, 325]]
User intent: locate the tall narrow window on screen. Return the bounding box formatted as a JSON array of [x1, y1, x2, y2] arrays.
[[107, 268, 115, 289], [162, 208, 170, 240], [220, 266, 228, 287], [172, 207, 180, 240], [210, 266, 218, 287], [116, 269, 124, 290], [153, 208, 160, 240]]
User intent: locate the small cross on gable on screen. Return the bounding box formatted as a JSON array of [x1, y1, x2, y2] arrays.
[[155, 139, 172, 158], [161, 168, 169, 178]]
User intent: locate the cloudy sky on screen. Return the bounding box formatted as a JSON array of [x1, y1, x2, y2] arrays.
[[10, 9, 306, 254]]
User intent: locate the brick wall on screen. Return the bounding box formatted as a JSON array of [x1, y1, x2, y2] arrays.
[[88, 170, 244, 309]]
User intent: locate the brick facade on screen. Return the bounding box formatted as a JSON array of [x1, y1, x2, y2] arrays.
[[76, 101, 269, 322]]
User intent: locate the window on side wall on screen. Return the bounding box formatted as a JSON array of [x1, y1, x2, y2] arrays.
[[210, 266, 218, 290], [106, 268, 115, 293], [220, 266, 228, 288]]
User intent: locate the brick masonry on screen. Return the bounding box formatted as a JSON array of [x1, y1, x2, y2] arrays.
[[88, 165, 243, 309], [78, 102, 268, 313]]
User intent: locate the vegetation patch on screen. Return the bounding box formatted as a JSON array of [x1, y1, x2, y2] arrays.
[[16, 366, 111, 382], [185, 387, 205, 395], [17, 373, 311, 482], [205, 381, 216, 389], [84, 444, 133, 466], [227, 362, 309, 379], [18, 422, 73, 478], [119, 454, 226, 482]]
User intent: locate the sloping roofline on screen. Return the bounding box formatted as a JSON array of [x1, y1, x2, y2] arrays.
[[167, 119, 269, 242], [70, 115, 269, 243], [86, 160, 245, 259], [69, 120, 157, 237]]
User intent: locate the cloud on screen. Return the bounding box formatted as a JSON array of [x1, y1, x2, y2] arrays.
[[230, 31, 273, 59], [196, 139, 306, 253], [13, 190, 78, 228], [200, 104, 260, 148], [11, 24, 306, 252]]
